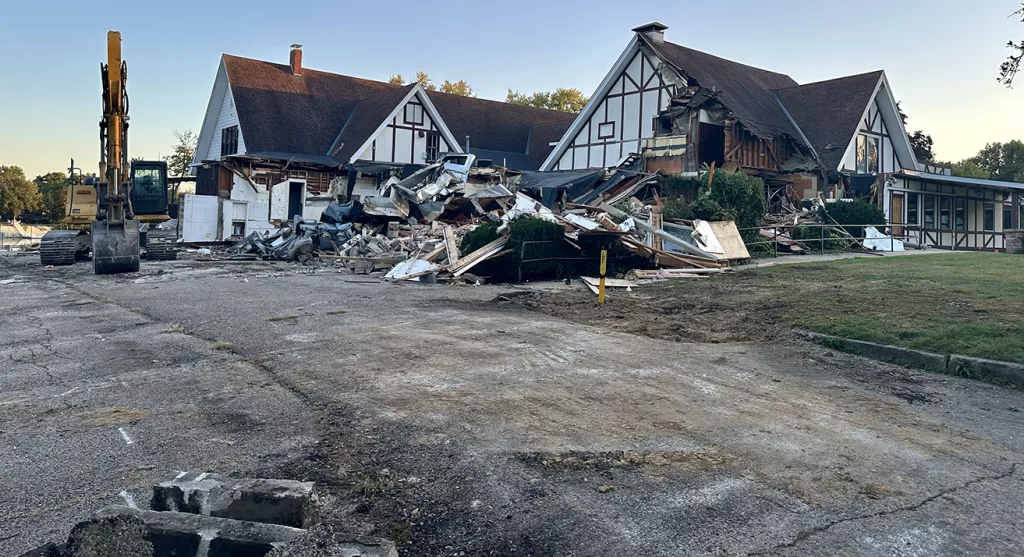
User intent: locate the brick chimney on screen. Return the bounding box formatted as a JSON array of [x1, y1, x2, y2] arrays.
[[289, 44, 303, 75], [632, 22, 667, 43]]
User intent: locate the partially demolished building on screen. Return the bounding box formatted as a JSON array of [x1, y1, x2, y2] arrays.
[[185, 46, 575, 242]]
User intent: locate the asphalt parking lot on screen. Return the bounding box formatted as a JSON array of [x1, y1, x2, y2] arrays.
[[2, 253, 1023, 556]]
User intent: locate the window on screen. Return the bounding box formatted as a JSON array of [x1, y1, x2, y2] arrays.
[[404, 104, 424, 125], [984, 202, 995, 231], [1004, 203, 1013, 230], [954, 198, 966, 231], [906, 193, 918, 225], [939, 197, 950, 229], [220, 125, 239, 156], [856, 134, 879, 174], [425, 132, 440, 162], [598, 122, 615, 140], [654, 113, 674, 136], [924, 195, 935, 228]]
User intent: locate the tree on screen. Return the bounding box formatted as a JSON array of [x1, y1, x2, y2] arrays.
[[0, 166, 41, 218], [951, 159, 990, 179], [34, 171, 68, 223], [388, 74, 404, 86], [999, 3, 1023, 86], [507, 88, 589, 113], [908, 131, 934, 162], [972, 140, 1024, 182], [439, 79, 474, 97], [416, 71, 436, 91], [163, 129, 198, 177]]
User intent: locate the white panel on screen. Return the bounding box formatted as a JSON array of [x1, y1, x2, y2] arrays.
[[352, 176, 378, 199], [606, 96, 623, 130], [231, 201, 248, 221], [559, 152, 573, 171], [270, 180, 289, 220], [303, 199, 330, 222], [641, 90, 660, 139], [393, 128, 413, 164], [375, 126, 394, 162], [208, 83, 245, 160], [622, 94, 640, 140], [624, 140, 640, 155], [659, 85, 672, 111], [248, 200, 271, 226], [589, 145, 604, 168], [624, 54, 642, 92], [610, 76, 623, 96], [181, 194, 219, 243], [605, 144, 619, 166]]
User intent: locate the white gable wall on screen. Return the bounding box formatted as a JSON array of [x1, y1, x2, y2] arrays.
[[839, 98, 903, 175], [553, 49, 674, 170], [357, 92, 454, 165], [193, 60, 247, 167], [207, 81, 246, 160]]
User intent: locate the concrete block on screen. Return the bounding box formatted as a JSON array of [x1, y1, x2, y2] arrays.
[[797, 331, 947, 372], [948, 354, 1024, 387], [265, 524, 399, 557], [95, 506, 306, 556], [151, 472, 317, 528]]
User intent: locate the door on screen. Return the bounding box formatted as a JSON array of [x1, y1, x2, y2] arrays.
[[288, 182, 304, 221], [891, 193, 904, 238]]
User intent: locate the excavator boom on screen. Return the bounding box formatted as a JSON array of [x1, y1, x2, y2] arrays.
[[92, 30, 140, 274]]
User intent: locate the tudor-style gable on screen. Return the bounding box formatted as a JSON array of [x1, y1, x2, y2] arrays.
[[543, 35, 675, 171], [192, 59, 247, 168]]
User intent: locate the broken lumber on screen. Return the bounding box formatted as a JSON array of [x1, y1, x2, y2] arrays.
[[600, 202, 718, 261], [449, 236, 510, 277]]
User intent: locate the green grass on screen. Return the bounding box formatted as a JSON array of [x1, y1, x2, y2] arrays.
[[745, 253, 1024, 362]]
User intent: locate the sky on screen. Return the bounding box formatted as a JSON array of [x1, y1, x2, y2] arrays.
[[1, 0, 1021, 178]]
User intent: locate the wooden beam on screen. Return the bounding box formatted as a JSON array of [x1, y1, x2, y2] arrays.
[[443, 226, 459, 266]]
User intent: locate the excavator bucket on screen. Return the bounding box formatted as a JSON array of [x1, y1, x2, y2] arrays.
[[91, 220, 140, 274]]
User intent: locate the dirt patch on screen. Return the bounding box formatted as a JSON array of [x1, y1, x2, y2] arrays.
[[521, 449, 730, 471], [73, 407, 147, 427], [498, 278, 784, 344]]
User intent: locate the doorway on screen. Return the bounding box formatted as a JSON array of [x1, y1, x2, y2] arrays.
[[891, 193, 904, 238], [288, 182, 304, 221]]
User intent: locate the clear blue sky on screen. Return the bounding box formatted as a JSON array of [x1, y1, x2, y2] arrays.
[[2, 0, 1021, 178]]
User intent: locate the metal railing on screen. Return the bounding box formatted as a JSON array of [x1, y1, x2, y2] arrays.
[[738, 223, 909, 257]]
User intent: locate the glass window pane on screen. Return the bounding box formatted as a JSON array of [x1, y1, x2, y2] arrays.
[[1004, 204, 1012, 230], [868, 137, 879, 173], [924, 195, 935, 228], [856, 135, 867, 173], [955, 198, 966, 231], [940, 198, 950, 229], [984, 202, 995, 231], [907, 193, 918, 225]]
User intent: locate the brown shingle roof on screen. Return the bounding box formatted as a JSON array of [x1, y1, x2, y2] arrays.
[[645, 38, 803, 142], [775, 71, 884, 172], [222, 54, 574, 169]]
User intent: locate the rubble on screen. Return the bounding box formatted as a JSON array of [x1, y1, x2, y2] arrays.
[[188, 154, 764, 285]]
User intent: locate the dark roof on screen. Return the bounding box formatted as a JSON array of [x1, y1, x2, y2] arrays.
[[328, 84, 416, 163], [428, 92, 576, 169], [224, 55, 396, 160], [644, 38, 803, 142], [468, 149, 539, 171], [222, 54, 574, 168], [775, 71, 884, 172]]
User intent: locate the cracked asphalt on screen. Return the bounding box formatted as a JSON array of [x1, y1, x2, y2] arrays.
[[2, 253, 1023, 556]]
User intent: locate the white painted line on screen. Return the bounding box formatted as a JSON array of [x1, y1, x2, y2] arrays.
[[119, 490, 138, 509], [55, 387, 79, 397], [174, 471, 188, 480], [118, 427, 134, 445], [196, 472, 209, 481]]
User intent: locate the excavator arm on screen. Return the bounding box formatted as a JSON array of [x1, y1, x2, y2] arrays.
[[92, 30, 140, 274]]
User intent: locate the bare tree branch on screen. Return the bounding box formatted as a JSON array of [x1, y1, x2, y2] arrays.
[[999, 4, 1024, 87]]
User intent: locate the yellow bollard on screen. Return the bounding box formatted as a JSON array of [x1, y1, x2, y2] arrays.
[[598, 249, 607, 304]]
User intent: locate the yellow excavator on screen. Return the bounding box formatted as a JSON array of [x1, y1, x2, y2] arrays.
[[40, 31, 176, 272]]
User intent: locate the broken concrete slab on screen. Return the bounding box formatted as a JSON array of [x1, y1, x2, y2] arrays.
[[95, 506, 307, 556], [151, 472, 317, 528], [64, 515, 154, 557]]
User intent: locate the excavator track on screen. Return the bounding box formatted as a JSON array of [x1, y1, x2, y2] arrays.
[[39, 229, 89, 266], [145, 229, 178, 261]]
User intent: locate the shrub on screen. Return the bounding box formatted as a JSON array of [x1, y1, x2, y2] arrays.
[[690, 171, 767, 243], [819, 200, 886, 238], [657, 175, 703, 202], [661, 196, 694, 221]]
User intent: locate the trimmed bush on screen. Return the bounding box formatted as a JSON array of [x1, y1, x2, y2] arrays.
[[691, 171, 767, 243], [657, 175, 703, 202], [819, 200, 886, 238]]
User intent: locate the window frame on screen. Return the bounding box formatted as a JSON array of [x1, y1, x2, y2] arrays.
[[425, 132, 441, 162], [954, 198, 966, 231], [220, 125, 239, 156], [906, 192, 918, 225], [939, 197, 951, 230], [597, 122, 616, 140], [983, 201, 995, 231], [404, 104, 425, 126], [923, 195, 935, 229]]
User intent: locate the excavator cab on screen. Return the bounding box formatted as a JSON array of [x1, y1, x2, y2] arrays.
[[130, 161, 169, 216]]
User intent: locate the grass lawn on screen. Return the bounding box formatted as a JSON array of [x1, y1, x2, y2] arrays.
[[514, 252, 1024, 364], [738, 252, 1024, 362]]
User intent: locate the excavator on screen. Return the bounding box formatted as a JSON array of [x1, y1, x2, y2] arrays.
[[39, 31, 176, 272]]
